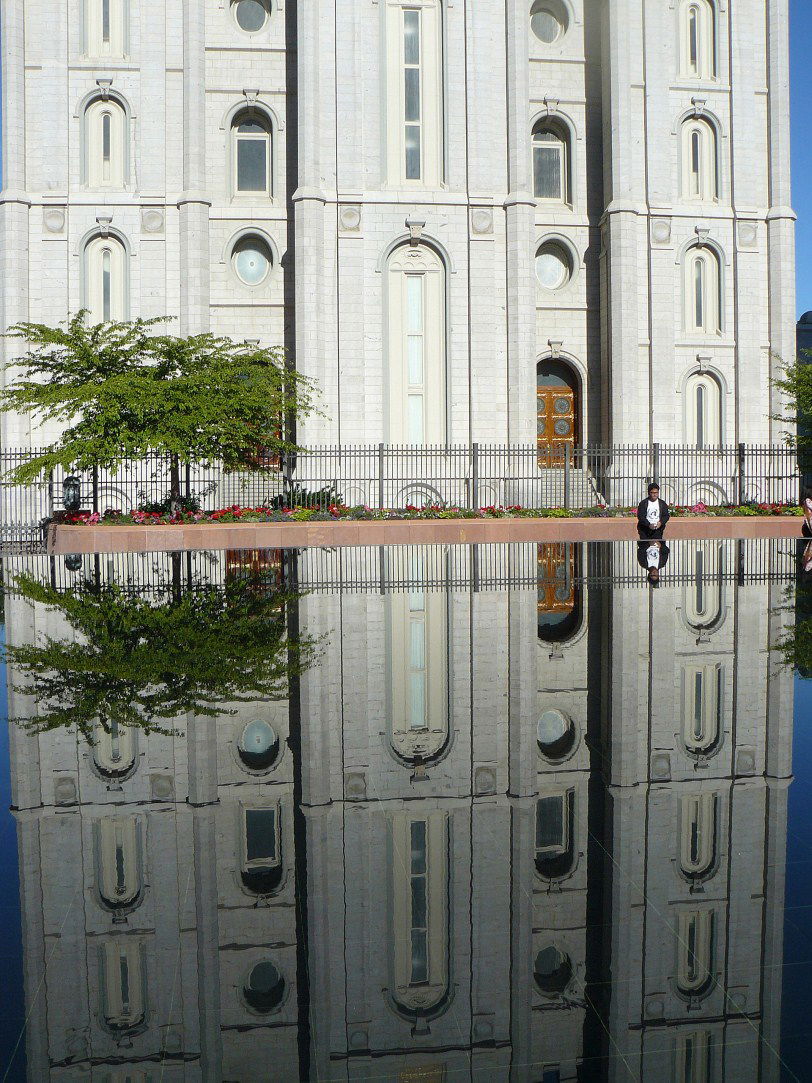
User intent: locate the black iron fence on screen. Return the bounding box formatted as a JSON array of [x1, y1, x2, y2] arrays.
[[2, 539, 799, 594], [0, 443, 802, 543]]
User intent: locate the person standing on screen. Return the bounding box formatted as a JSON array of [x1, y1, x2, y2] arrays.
[[637, 483, 670, 540], [802, 487, 812, 539], [637, 538, 670, 586]]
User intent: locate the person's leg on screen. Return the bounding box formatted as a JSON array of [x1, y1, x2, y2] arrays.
[[803, 523, 812, 538]]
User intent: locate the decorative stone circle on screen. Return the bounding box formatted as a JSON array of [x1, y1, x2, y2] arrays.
[[737, 220, 757, 248], [470, 207, 494, 235], [141, 208, 165, 234], [339, 204, 362, 232], [651, 218, 672, 245], [43, 208, 66, 234]]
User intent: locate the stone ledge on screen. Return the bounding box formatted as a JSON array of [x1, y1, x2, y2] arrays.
[[47, 517, 807, 554]]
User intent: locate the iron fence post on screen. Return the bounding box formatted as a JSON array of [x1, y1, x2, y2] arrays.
[[378, 443, 385, 510], [92, 466, 99, 514], [563, 445, 571, 509], [652, 442, 660, 486], [47, 469, 54, 520], [738, 443, 746, 505], [471, 442, 479, 511]]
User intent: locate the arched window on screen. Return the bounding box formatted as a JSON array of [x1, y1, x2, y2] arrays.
[[532, 119, 571, 204], [681, 117, 718, 201], [679, 793, 717, 880], [86, 0, 126, 57], [537, 542, 583, 642], [676, 1031, 712, 1082], [536, 709, 577, 761], [391, 813, 450, 1019], [232, 110, 273, 196], [386, 243, 446, 444], [530, 0, 569, 44], [385, 1, 444, 185], [685, 372, 722, 447], [237, 719, 280, 771], [684, 245, 721, 334], [99, 940, 146, 1033], [96, 817, 143, 912], [535, 791, 575, 879], [92, 719, 136, 779], [241, 804, 284, 894], [681, 0, 716, 80], [84, 235, 127, 324], [676, 910, 714, 997], [387, 563, 449, 762], [85, 98, 127, 188], [683, 542, 725, 632], [682, 664, 722, 754]]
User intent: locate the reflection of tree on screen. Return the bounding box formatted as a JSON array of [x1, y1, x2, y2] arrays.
[[4, 572, 317, 739], [777, 560, 812, 676]]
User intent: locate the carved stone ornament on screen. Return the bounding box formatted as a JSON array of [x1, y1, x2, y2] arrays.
[[406, 216, 426, 245], [43, 207, 66, 234], [141, 207, 164, 234], [547, 339, 564, 357], [694, 226, 711, 247], [96, 213, 113, 237], [339, 204, 362, 232], [691, 96, 707, 116], [95, 76, 113, 100], [650, 218, 672, 245], [470, 207, 493, 235], [737, 220, 758, 248]]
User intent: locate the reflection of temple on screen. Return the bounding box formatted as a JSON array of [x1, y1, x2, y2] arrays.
[[3, 541, 796, 1079]]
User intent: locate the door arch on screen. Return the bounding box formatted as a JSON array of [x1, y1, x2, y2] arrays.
[[537, 358, 580, 455]]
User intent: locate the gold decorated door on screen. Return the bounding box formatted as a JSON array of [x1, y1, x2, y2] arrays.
[[537, 385, 576, 465]]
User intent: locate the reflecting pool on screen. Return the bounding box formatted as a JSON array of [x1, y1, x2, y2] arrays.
[[0, 540, 810, 1081]]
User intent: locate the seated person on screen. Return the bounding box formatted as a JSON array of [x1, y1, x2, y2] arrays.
[[637, 483, 670, 540]]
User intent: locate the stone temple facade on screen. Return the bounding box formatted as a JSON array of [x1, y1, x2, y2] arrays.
[[3, 540, 796, 1079], [0, 0, 797, 451]]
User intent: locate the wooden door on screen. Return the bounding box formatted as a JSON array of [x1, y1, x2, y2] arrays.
[[537, 385, 576, 465], [537, 543, 575, 616]]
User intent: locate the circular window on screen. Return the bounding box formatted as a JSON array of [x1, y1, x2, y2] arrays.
[[537, 708, 576, 760], [535, 242, 573, 290], [233, 0, 270, 32], [534, 945, 572, 995], [243, 961, 285, 1013], [530, 1, 569, 43], [237, 720, 280, 771], [232, 236, 273, 285]]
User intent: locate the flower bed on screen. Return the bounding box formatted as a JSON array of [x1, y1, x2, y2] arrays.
[[58, 501, 805, 526]]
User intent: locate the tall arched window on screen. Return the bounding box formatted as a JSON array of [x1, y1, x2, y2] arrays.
[[232, 110, 273, 196], [532, 119, 571, 204], [682, 664, 722, 754], [681, 0, 716, 80], [92, 719, 136, 779], [391, 813, 450, 1019], [685, 372, 722, 447], [385, 1, 444, 185], [679, 793, 717, 880], [86, 0, 126, 57], [681, 117, 718, 201], [85, 98, 127, 188], [387, 564, 449, 762], [84, 235, 127, 323], [241, 804, 284, 894], [676, 910, 714, 997], [96, 817, 143, 913], [676, 1031, 712, 1083], [683, 543, 726, 632], [386, 243, 445, 444], [99, 940, 146, 1034], [535, 791, 575, 879], [684, 245, 721, 334]]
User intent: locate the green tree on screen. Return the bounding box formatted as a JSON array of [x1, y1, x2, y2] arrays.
[[3, 571, 318, 740], [771, 352, 812, 452], [1, 313, 318, 505]]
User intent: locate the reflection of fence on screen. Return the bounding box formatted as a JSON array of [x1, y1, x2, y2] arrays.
[[4, 540, 799, 594], [0, 443, 802, 542]]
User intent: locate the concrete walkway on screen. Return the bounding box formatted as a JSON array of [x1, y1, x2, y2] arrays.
[[48, 516, 807, 554]]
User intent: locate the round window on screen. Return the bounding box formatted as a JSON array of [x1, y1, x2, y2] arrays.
[[534, 945, 572, 995], [233, 0, 270, 32], [232, 236, 273, 285], [537, 708, 576, 760], [243, 961, 285, 1013], [237, 720, 279, 770], [530, 1, 568, 43], [535, 242, 573, 290]]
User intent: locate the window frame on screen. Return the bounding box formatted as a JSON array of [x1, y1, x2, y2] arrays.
[[681, 117, 719, 203], [680, 0, 716, 81], [83, 233, 129, 324], [85, 96, 129, 190], [684, 245, 722, 335], [532, 119, 572, 206], [242, 803, 282, 872], [86, 0, 128, 58], [231, 109, 274, 199]]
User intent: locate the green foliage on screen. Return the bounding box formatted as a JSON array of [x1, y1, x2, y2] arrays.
[[270, 484, 342, 510], [3, 571, 318, 740], [0, 313, 318, 483], [771, 351, 812, 451]]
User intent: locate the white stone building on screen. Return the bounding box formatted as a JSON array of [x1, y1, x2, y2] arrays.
[[0, 0, 797, 452], [3, 539, 795, 1078]]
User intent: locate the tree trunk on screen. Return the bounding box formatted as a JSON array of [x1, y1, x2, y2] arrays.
[[170, 454, 181, 515]]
